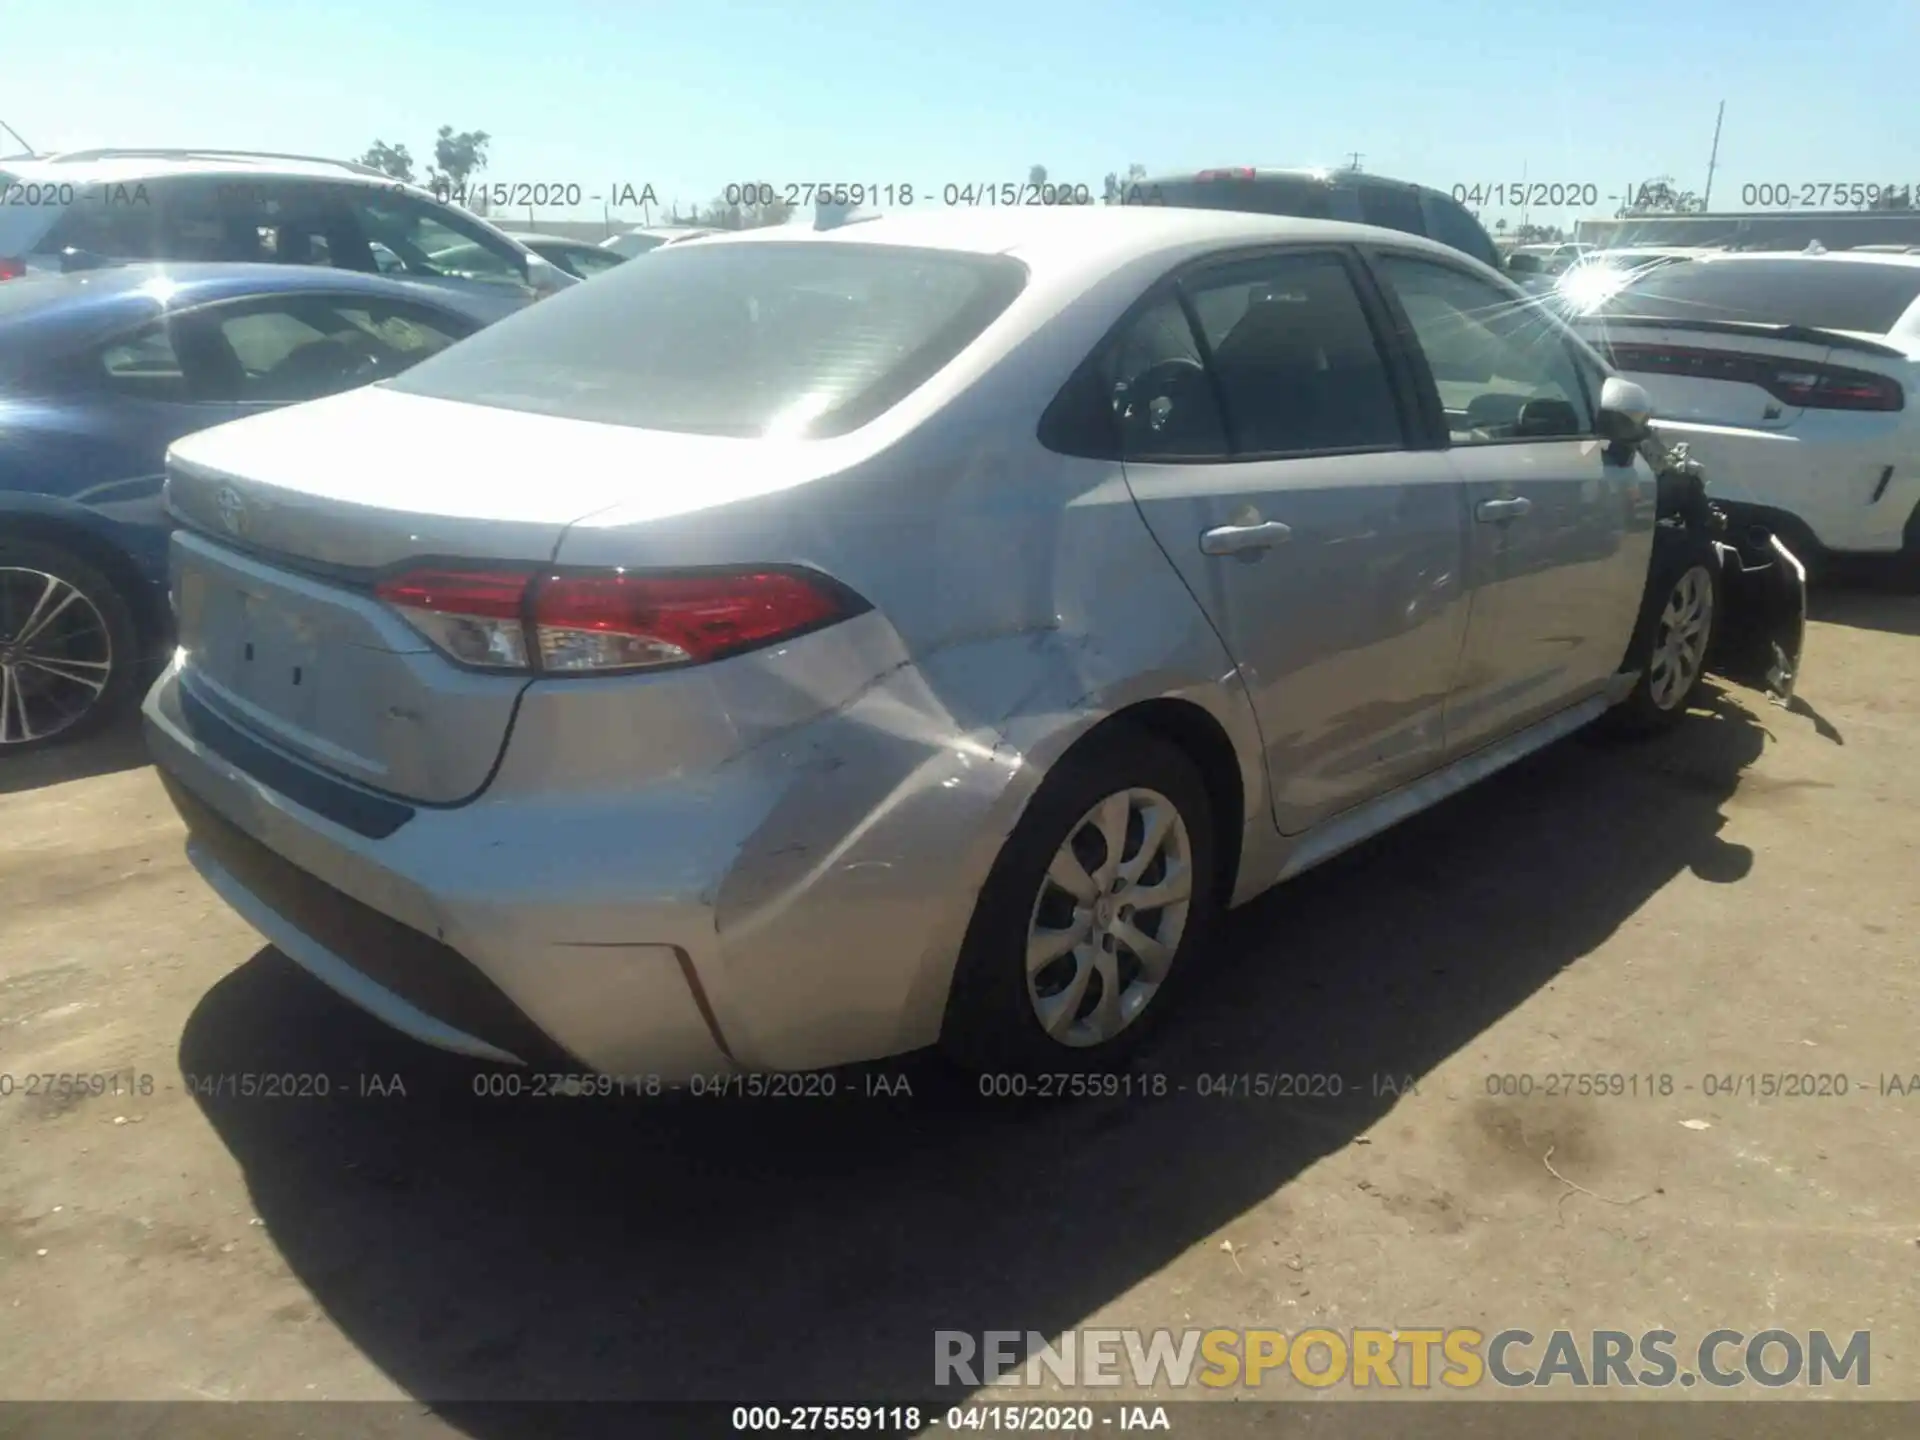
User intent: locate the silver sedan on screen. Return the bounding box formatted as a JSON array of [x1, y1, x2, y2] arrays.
[[145, 206, 1740, 1079]]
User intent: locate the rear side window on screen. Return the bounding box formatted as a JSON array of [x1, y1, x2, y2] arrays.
[[1127, 177, 1335, 220], [0, 173, 60, 256], [1589, 259, 1920, 335], [1356, 183, 1427, 239], [387, 241, 1029, 438], [1422, 194, 1501, 269]]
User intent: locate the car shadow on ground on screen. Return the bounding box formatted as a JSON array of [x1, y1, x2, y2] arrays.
[[0, 707, 151, 797], [1809, 581, 1920, 639], [178, 692, 1768, 1429]]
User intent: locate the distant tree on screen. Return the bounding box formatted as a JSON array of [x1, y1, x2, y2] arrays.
[[359, 141, 415, 183], [1029, 164, 1048, 188], [696, 189, 794, 230], [1494, 217, 1508, 233], [427, 126, 491, 198], [1104, 161, 1150, 204], [1868, 183, 1912, 211], [1617, 176, 1705, 217]]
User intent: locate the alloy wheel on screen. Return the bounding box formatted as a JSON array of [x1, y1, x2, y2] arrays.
[[1025, 787, 1194, 1048], [0, 567, 115, 747], [1648, 564, 1713, 711]]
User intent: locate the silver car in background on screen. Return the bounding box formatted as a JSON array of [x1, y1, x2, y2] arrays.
[[145, 207, 1759, 1081]]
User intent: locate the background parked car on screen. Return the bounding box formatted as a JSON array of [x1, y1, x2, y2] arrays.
[[517, 235, 628, 279], [0, 263, 495, 752], [0, 149, 577, 322], [600, 225, 720, 258], [1566, 249, 1920, 571], [1117, 167, 1504, 270]]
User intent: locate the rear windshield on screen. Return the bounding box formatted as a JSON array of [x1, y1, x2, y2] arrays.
[[1124, 177, 1335, 221], [1592, 258, 1920, 335], [386, 240, 1029, 438]]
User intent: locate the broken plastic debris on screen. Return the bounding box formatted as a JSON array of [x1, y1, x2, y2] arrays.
[[1680, 1118, 1712, 1130]]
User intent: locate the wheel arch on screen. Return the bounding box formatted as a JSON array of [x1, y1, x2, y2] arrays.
[[1065, 698, 1248, 909], [0, 498, 167, 648]]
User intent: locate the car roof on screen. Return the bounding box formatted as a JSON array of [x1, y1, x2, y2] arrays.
[[1134, 166, 1441, 195], [707, 204, 1474, 274], [0, 262, 484, 347], [2, 151, 393, 188]]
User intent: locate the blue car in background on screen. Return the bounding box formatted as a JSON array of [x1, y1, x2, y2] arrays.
[[0, 263, 495, 753]]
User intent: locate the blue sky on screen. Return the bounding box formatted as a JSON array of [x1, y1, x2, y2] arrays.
[[7, 0, 1918, 227]]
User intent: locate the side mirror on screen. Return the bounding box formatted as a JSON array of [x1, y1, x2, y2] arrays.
[[1597, 375, 1653, 447]]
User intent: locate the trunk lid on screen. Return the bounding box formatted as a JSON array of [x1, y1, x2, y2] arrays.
[[1574, 319, 1843, 432], [162, 384, 866, 803]]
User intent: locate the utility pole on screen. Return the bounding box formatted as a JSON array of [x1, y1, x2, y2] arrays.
[[0, 117, 34, 155], [1344, 152, 1363, 172], [1702, 100, 1725, 210]]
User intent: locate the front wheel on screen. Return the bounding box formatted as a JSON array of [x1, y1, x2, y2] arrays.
[[1602, 546, 1717, 737], [940, 727, 1219, 1075]]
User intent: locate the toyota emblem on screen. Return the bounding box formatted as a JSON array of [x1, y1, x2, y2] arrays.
[[215, 485, 247, 537]]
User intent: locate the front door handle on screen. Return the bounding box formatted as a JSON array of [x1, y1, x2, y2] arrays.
[[1200, 520, 1293, 556], [1475, 496, 1534, 523]]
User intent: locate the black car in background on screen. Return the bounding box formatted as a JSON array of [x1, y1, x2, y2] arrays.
[[1118, 167, 1504, 271]]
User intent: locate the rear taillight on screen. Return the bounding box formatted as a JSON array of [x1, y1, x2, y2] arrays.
[[0, 258, 24, 281], [1605, 343, 1905, 412], [373, 565, 865, 675], [1196, 167, 1257, 181], [373, 568, 532, 668]]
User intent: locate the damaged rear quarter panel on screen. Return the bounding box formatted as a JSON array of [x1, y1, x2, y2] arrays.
[[698, 464, 1267, 1072]]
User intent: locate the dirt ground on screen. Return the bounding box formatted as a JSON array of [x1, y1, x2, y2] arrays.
[[2, 584, 1917, 1427]]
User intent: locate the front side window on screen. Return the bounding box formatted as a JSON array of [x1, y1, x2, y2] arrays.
[[1377, 255, 1593, 442], [386, 241, 1027, 438], [346, 193, 528, 287], [1185, 251, 1405, 455]]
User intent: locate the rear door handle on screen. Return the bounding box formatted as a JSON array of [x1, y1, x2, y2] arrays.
[[1200, 520, 1293, 556], [1475, 496, 1533, 523]]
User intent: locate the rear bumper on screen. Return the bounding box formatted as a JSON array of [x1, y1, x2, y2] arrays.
[[145, 662, 741, 1080], [143, 651, 1028, 1079]]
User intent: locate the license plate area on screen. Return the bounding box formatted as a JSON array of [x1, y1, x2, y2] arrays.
[[178, 570, 330, 732]]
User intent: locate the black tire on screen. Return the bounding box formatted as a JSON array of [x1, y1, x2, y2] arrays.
[[940, 724, 1219, 1075], [1600, 531, 1719, 739], [0, 536, 141, 754]]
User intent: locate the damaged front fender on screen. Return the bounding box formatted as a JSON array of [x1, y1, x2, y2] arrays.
[[1708, 524, 1808, 706], [1647, 434, 1808, 706]]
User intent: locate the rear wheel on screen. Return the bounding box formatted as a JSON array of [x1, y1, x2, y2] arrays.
[[0, 538, 140, 754], [940, 727, 1218, 1074], [1602, 544, 1717, 737]]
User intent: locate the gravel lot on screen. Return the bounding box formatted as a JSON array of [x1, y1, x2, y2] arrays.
[[2, 584, 1916, 1427]]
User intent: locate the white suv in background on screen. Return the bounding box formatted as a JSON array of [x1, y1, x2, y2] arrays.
[[0, 149, 576, 321], [1569, 250, 1920, 570]]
